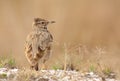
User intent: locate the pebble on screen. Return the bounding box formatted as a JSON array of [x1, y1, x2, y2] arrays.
[[0, 68, 119, 81]]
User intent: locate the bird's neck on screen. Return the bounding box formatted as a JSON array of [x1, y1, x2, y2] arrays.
[[33, 26, 47, 31]]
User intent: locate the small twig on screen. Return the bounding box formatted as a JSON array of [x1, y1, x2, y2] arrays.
[[64, 43, 67, 71]]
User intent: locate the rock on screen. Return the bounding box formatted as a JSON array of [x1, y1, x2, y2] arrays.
[[37, 78, 49, 81]]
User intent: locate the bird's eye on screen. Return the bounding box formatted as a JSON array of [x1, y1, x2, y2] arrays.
[[41, 22, 45, 24]]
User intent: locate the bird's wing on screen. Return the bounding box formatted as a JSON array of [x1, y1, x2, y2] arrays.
[[25, 31, 53, 55], [25, 32, 42, 59], [25, 32, 34, 53]]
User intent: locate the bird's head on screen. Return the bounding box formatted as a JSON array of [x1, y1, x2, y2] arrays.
[[32, 18, 55, 29]]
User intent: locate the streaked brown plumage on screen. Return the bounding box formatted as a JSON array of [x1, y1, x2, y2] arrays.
[[25, 18, 55, 71]]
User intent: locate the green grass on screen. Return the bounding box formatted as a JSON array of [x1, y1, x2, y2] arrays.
[[0, 57, 16, 68], [0, 73, 7, 78], [102, 66, 113, 76], [52, 62, 62, 70], [89, 64, 96, 72], [52, 65, 62, 70], [8, 58, 16, 67]]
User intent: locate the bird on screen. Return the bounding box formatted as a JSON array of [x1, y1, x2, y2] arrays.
[[25, 18, 55, 71]]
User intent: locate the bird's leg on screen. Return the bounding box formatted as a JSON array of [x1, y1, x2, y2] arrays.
[[34, 63, 39, 71], [41, 63, 45, 70], [41, 59, 47, 70], [30, 66, 34, 70], [41, 47, 51, 70], [40, 54, 48, 70]]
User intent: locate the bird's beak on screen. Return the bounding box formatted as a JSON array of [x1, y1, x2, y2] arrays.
[[48, 21, 56, 24]]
